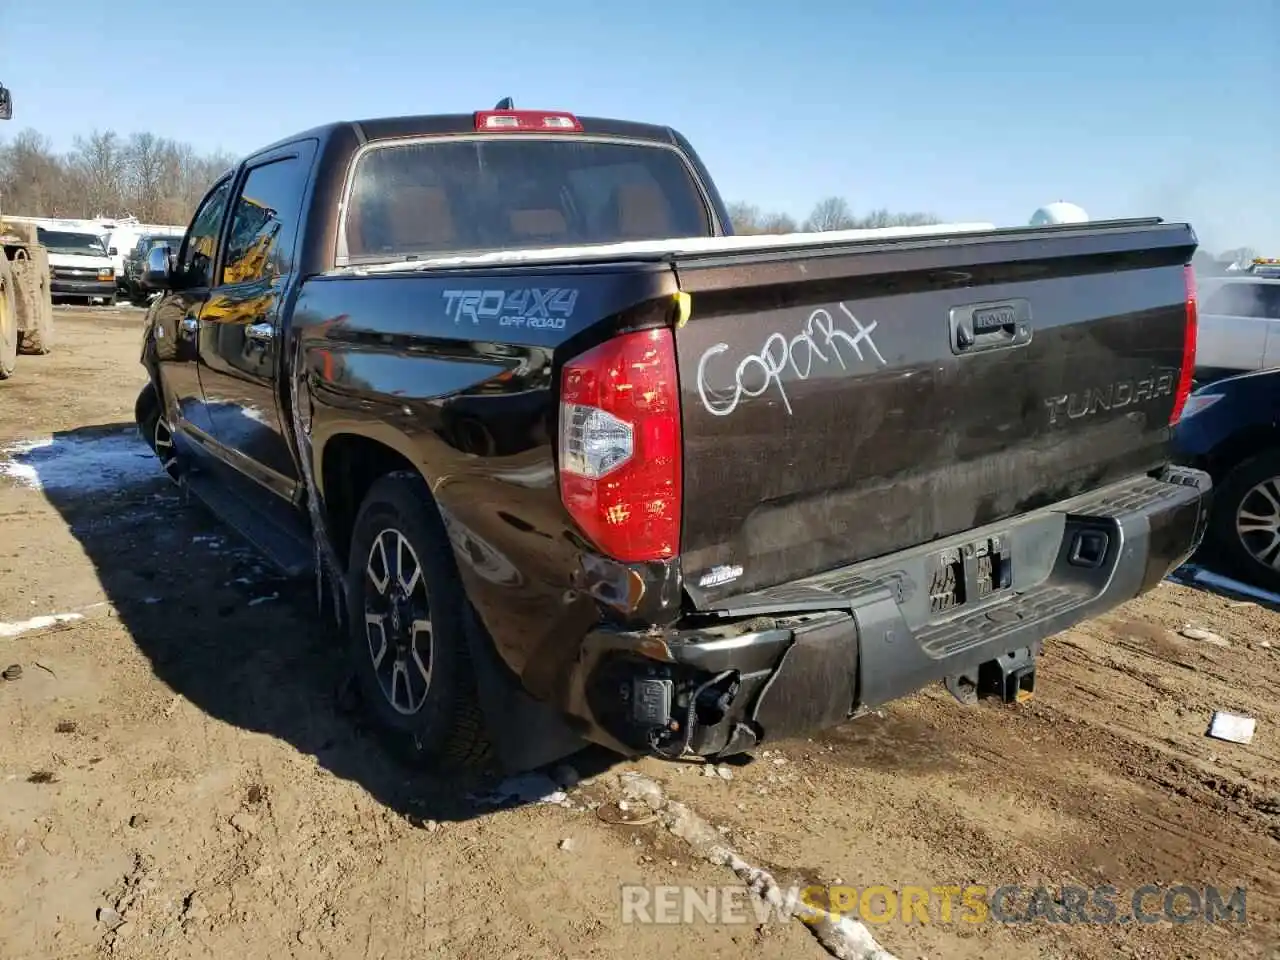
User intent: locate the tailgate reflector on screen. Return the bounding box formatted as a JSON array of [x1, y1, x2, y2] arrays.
[[558, 328, 682, 562], [1170, 265, 1197, 424]]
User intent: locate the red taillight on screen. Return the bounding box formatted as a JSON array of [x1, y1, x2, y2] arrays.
[[558, 328, 682, 563], [1170, 264, 1198, 424], [474, 110, 583, 133]]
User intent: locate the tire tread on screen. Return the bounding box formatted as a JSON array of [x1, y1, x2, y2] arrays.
[[348, 469, 492, 768]]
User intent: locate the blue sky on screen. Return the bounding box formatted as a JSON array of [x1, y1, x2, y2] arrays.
[[3, 0, 1276, 253]]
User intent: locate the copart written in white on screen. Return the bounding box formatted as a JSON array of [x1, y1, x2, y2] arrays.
[[695, 302, 886, 417]]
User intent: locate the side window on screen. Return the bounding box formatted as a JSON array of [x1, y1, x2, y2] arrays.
[[1263, 286, 1280, 321], [180, 178, 234, 288], [221, 156, 306, 286], [1204, 282, 1267, 319]]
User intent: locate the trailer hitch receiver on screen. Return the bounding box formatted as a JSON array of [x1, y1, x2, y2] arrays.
[[944, 643, 1039, 706]]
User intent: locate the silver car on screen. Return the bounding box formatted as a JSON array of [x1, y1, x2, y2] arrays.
[[1194, 275, 1280, 384]]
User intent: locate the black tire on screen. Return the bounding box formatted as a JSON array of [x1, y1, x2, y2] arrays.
[[0, 257, 16, 379], [345, 470, 491, 768], [1208, 448, 1280, 592], [135, 383, 181, 481], [14, 247, 54, 355]]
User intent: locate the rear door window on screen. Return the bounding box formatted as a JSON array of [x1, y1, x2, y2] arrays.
[[1203, 282, 1269, 318], [220, 155, 307, 285], [1261, 285, 1280, 320], [342, 137, 711, 261]]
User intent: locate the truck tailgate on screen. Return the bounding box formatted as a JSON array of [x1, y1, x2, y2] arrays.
[[672, 219, 1197, 605]]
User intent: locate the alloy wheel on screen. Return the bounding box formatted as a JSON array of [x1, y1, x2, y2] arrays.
[[154, 414, 180, 479], [363, 527, 433, 716], [1234, 476, 1280, 570]]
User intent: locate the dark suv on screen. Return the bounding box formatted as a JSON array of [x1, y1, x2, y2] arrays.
[[123, 233, 182, 305]]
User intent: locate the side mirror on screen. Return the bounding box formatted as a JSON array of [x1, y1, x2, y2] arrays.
[[143, 245, 174, 289], [108, 246, 118, 256]]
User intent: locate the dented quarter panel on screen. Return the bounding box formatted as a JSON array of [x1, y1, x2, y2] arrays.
[[291, 265, 682, 678]]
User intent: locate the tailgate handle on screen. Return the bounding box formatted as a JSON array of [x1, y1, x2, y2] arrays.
[[949, 299, 1033, 356]]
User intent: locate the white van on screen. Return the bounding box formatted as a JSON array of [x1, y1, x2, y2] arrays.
[[37, 227, 117, 305]]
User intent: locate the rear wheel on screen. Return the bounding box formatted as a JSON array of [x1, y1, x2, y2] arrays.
[[0, 258, 16, 379], [135, 384, 181, 481], [1209, 448, 1280, 593], [344, 471, 490, 768]]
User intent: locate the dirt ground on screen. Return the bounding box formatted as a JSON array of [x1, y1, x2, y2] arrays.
[[1, 308, 1278, 960]]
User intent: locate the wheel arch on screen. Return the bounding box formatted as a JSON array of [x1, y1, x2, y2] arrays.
[[1204, 424, 1280, 481], [315, 424, 588, 771], [317, 427, 429, 570], [134, 377, 160, 429]]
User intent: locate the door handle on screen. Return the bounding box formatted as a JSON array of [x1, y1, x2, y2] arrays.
[[949, 299, 1033, 356], [245, 322, 274, 343]]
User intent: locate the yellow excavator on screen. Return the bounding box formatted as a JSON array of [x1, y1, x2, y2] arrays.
[[0, 80, 56, 380]]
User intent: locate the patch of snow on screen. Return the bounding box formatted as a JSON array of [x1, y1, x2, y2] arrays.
[[1176, 565, 1280, 607], [0, 612, 84, 639], [467, 772, 568, 807], [0, 430, 162, 494], [617, 772, 898, 960]]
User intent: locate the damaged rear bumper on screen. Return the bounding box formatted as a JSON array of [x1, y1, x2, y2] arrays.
[[563, 467, 1212, 759]]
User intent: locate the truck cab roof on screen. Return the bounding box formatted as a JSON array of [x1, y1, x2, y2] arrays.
[[251, 111, 689, 160]]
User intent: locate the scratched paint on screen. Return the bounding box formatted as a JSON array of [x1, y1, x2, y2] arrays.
[[695, 302, 887, 417]]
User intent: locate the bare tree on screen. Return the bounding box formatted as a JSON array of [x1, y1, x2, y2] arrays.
[[67, 130, 126, 218], [1219, 247, 1258, 269], [0, 126, 235, 224], [727, 202, 797, 235], [803, 196, 855, 232], [727, 201, 762, 234], [0, 128, 67, 215], [851, 208, 940, 229], [758, 211, 797, 234], [124, 132, 167, 220]]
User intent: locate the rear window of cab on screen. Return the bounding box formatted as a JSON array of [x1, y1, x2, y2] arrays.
[[340, 137, 712, 262]]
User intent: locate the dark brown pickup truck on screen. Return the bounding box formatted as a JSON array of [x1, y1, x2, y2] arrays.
[[134, 103, 1212, 771]]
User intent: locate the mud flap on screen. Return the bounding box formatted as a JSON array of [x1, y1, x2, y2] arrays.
[[287, 332, 581, 771], [462, 605, 586, 773]]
